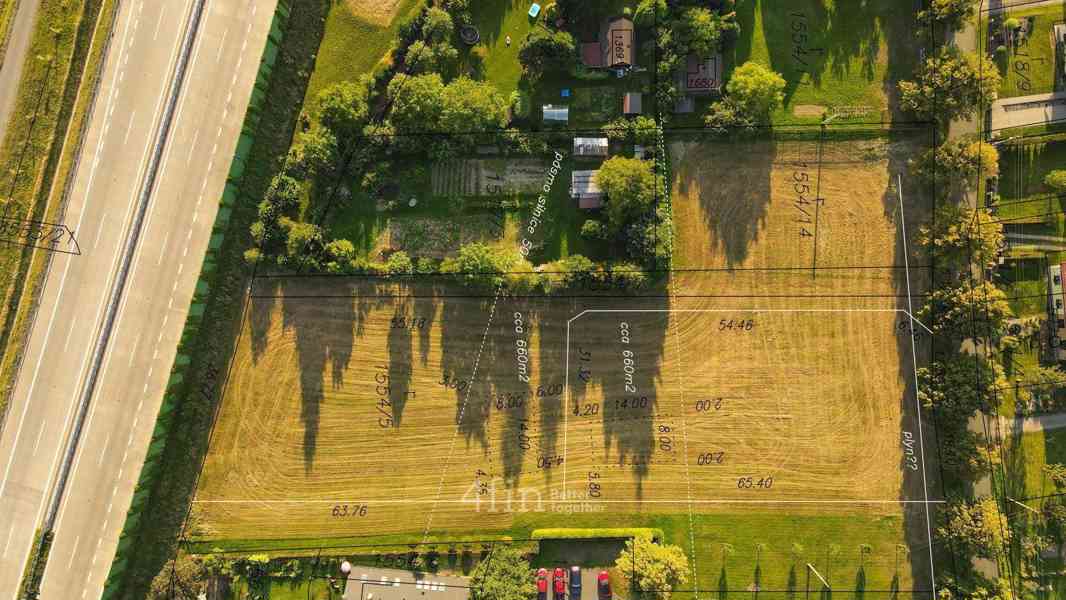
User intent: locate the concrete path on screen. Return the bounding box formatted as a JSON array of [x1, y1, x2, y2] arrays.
[[0, 0, 41, 154], [991, 91, 1066, 131], [1000, 412, 1066, 434]]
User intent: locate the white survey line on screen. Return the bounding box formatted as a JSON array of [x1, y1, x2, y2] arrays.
[[898, 173, 937, 597]]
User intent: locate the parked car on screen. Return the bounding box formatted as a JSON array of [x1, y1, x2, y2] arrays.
[[569, 566, 582, 599], [553, 568, 566, 600], [597, 571, 611, 600], [537, 568, 549, 600]]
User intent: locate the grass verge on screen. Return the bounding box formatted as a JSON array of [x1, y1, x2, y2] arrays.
[[0, 0, 116, 423], [0, 0, 18, 66]]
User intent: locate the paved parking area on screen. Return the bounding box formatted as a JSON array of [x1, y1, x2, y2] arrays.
[[342, 567, 471, 600]]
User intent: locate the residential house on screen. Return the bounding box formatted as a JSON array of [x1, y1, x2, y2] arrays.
[[580, 16, 635, 73]]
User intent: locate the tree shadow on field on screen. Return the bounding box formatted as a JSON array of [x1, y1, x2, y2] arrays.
[[672, 136, 774, 269], [581, 290, 670, 501], [280, 278, 378, 472], [758, 0, 829, 107], [249, 278, 281, 362], [386, 281, 415, 428], [479, 294, 537, 487], [438, 290, 497, 452], [824, 0, 880, 84]]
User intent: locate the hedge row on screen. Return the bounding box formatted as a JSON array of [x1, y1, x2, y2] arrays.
[[97, 3, 292, 599], [531, 528, 664, 542]]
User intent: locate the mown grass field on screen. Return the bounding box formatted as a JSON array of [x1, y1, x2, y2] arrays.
[[718, 0, 920, 126], [188, 128, 934, 593]]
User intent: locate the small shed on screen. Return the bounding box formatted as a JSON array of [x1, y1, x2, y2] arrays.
[[542, 104, 569, 123], [571, 170, 604, 209], [623, 92, 643, 115], [573, 137, 609, 157]]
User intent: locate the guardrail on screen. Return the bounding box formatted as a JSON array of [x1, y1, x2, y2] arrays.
[[98, 2, 291, 599]]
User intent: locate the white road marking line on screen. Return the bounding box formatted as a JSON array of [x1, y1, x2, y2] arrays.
[[31, 422, 45, 456], [153, 4, 166, 40], [158, 230, 170, 264], [142, 383, 148, 394], [92, 212, 108, 249], [2, 526, 13, 558], [210, 142, 217, 155], [0, 0, 131, 557], [128, 333, 140, 366], [162, 314, 168, 328], [192, 212, 197, 224], [123, 110, 136, 144], [182, 246, 188, 257], [44, 0, 189, 555], [152, 348, 158, 360], [67, 536, 80, 569], [62, 316, 78, 352], [187, 129, 199, 165], [186, 229, 192, 240], [99, 433, 110, 466], [216, 29, 228, 62], [177, 263, 183, 275]]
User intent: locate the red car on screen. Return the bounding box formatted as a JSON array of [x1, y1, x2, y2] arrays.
[[597, 571, 611, 600], [553, 568, 566, 600], [537, 568, 549, 600]]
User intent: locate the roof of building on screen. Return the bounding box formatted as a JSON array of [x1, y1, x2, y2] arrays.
[[573, 137, 609, 156], [623, 92, 642, 114], [678, 53, 723, 94], [572, 170, 603, 197], [603, 16, 635, 68], [581, 42, 604, 67], [542, 104, 569, 122]]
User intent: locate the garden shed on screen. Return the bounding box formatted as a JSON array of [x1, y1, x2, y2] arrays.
[[573, 137, 609, 157], [542, 104, 569, 123], [571, 170, 604, 209], [623, 92, 643, 114]]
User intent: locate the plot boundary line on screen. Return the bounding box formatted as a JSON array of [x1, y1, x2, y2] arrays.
[[190, 498, 948, 504], [898, 174, 938, 597]]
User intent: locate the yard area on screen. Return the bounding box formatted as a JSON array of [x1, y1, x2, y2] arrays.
[[324, 152, 608, 264], [303, 0, 424, 108], [723, 0, 919, 125], [987, 4, 1066, 99]]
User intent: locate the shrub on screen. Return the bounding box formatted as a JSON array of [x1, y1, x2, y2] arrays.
[[581, 219, 607, 240], [386, 250, 414, 274], [1045, 170, 1066, 192], [531, 528, 664, 541]]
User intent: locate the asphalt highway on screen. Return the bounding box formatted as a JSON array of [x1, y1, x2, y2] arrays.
[[0, 0, 277, 597]]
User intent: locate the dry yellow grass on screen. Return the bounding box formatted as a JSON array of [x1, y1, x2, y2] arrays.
[[190, 137, 933, 544], [346, 0, 403, 26]]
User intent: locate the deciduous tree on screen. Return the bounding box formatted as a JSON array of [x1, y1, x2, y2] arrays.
[[518, 28, 576, 82], [899, 49, 1000, 122], [615, 536, 690, 600], [917, 281, 1013, 339], [938, 497, 1012, 560], [469, 545, 535, 600], [596, 157, 658, 232], [917, 203, 1004, 272], [725, 62, 786, 117]]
